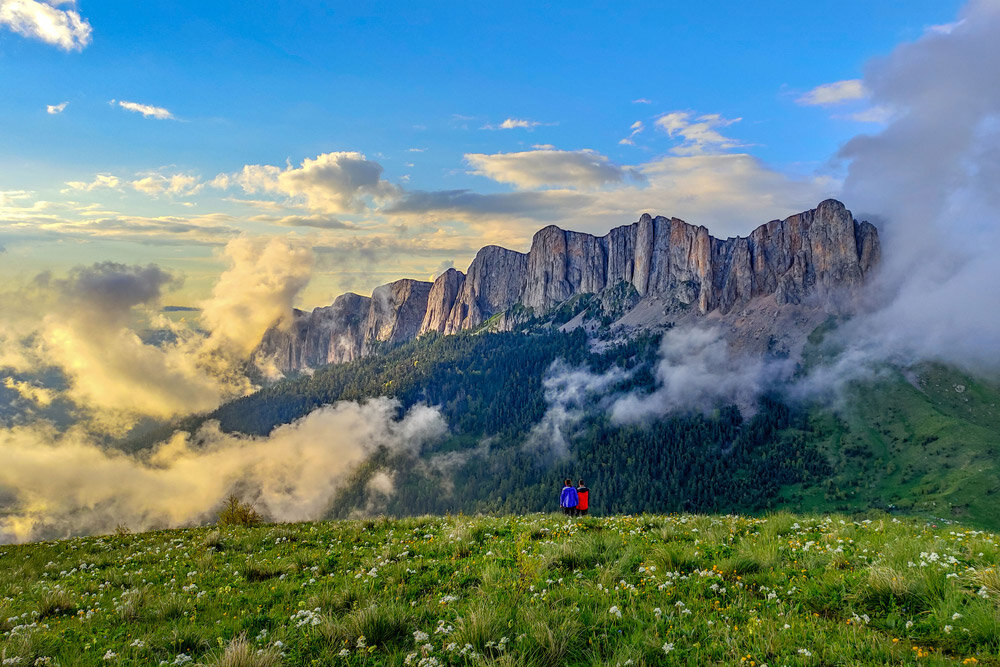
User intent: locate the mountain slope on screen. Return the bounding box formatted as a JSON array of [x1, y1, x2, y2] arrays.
[[170, 324, 1000, 530], [786, 364, 1000, 525]]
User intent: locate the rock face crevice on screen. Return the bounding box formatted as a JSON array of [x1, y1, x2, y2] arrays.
[[257, 199, 880, 372]]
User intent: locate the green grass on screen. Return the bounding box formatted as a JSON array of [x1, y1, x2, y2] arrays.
[[2, 513, 999, 665], [782, 363, 1000, 530]]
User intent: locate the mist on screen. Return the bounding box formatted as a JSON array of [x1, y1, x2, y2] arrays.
[[525, 360, 630, 458], [0, 236, 313, 432], [832, 0, 1000, 378], [0, 398, 446, 544], [611, 326, 790, 424]]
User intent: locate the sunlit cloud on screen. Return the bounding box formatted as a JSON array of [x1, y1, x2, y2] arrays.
[[250, 213, 353, 230], [130, 173, 203, 197], [215, 151, 397, 214], [465, 148, 640, 189], [62, 173, 121, 192], [846, 105, 894, 124], [46, 101, 68, 114], [796, 79, 868, 106], [654, 111, 744, 155], [0, 0, 91, 51]]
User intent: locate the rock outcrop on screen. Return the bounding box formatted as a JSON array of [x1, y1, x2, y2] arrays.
[[257, 199, 880, 372]]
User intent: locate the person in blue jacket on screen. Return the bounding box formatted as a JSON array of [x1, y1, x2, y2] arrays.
[[560, 478, 579, 516]]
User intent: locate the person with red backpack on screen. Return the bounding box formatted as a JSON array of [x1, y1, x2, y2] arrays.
[[575, 479, 590, 516], [559, 479, 578, 516]]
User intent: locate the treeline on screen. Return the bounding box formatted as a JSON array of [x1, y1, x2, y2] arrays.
[[128, 328, 830, 517]]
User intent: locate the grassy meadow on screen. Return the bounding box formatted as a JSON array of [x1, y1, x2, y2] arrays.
[[1, 512, 999, 665]]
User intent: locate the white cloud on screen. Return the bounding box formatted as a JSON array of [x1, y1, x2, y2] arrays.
[[113, 99, 174, 120], [199, 236, 314, 360], [130, 173, 202, 197], [483, 118, 549, 130], [0, 398, 446, 543], [611, 326, 784, 422], [632, 98, 652, 104], [46, 101, 67, 114], [654, 111, 744, 154], [392, 150, 834, 241], [0, 237, 312, 431], [465, 148, 640, 190], [796, 79, 868, 106], [218, 151, 396, 214], [619, 120, 644, 145], [926, 19, 965, 35], [832, 0, 1000, 378], [63, 173, 120, 192], [0, 0, 91, 51]]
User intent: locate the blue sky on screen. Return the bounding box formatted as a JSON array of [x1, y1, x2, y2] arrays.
[[0, 0, 968, 305]]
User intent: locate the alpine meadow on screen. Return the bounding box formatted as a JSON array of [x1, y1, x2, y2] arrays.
[[2, 1, 1000, 665]]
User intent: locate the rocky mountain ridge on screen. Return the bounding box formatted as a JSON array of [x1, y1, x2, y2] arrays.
[[257, 199, 880, 372]]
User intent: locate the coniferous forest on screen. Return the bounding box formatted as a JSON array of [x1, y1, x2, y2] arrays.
[[132, 330, 832, 520]]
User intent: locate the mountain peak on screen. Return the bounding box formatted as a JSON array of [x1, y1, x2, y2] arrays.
[[258, 200, 879, 372]]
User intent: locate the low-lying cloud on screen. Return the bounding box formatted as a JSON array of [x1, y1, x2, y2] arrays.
[[0, 398, 446, 544], [525, 360, 630, 459], [0, 236, 314, 431], [827, 0, 1000, 379], [611, 326, 789, 423]]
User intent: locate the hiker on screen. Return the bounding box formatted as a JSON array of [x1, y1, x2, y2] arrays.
[[575, 479, 590, 516], [560, 478, 578, 516]]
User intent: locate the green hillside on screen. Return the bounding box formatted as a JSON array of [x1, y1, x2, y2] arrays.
[[124, 328, 1000, 531], [1, 513, 998, 665], [786, 364, 1000, 528]]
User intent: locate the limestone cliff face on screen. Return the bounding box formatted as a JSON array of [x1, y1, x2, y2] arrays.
[[256, 292, 371, 370], [442, 246, 528, 334], [257, 199, 880, 372], [363, 279, 432, 352], [420, 268, 465, 334]]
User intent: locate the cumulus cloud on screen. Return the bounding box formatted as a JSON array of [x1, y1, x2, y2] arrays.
[[217, 152, 396, 214], [654, 111, 744, 155], [3, 376, 56, 407], [63, 173, 121, 192], [199, 236, 314, 360], [130, 173, 202, 197], [113, 99, 174, 120], [46, 101, 67, 114], [391, 150, 833, 242], [2, 263, 234, 429], [465, 149, 640, 190], [0, 237, 313, 431], [0, 398, 446, 543], [0, 0, 91, 51], [796, 79, 868, 106], [611, 326, 789, 423]]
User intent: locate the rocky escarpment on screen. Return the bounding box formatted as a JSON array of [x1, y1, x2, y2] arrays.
[[257, 199, 880, 372]]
